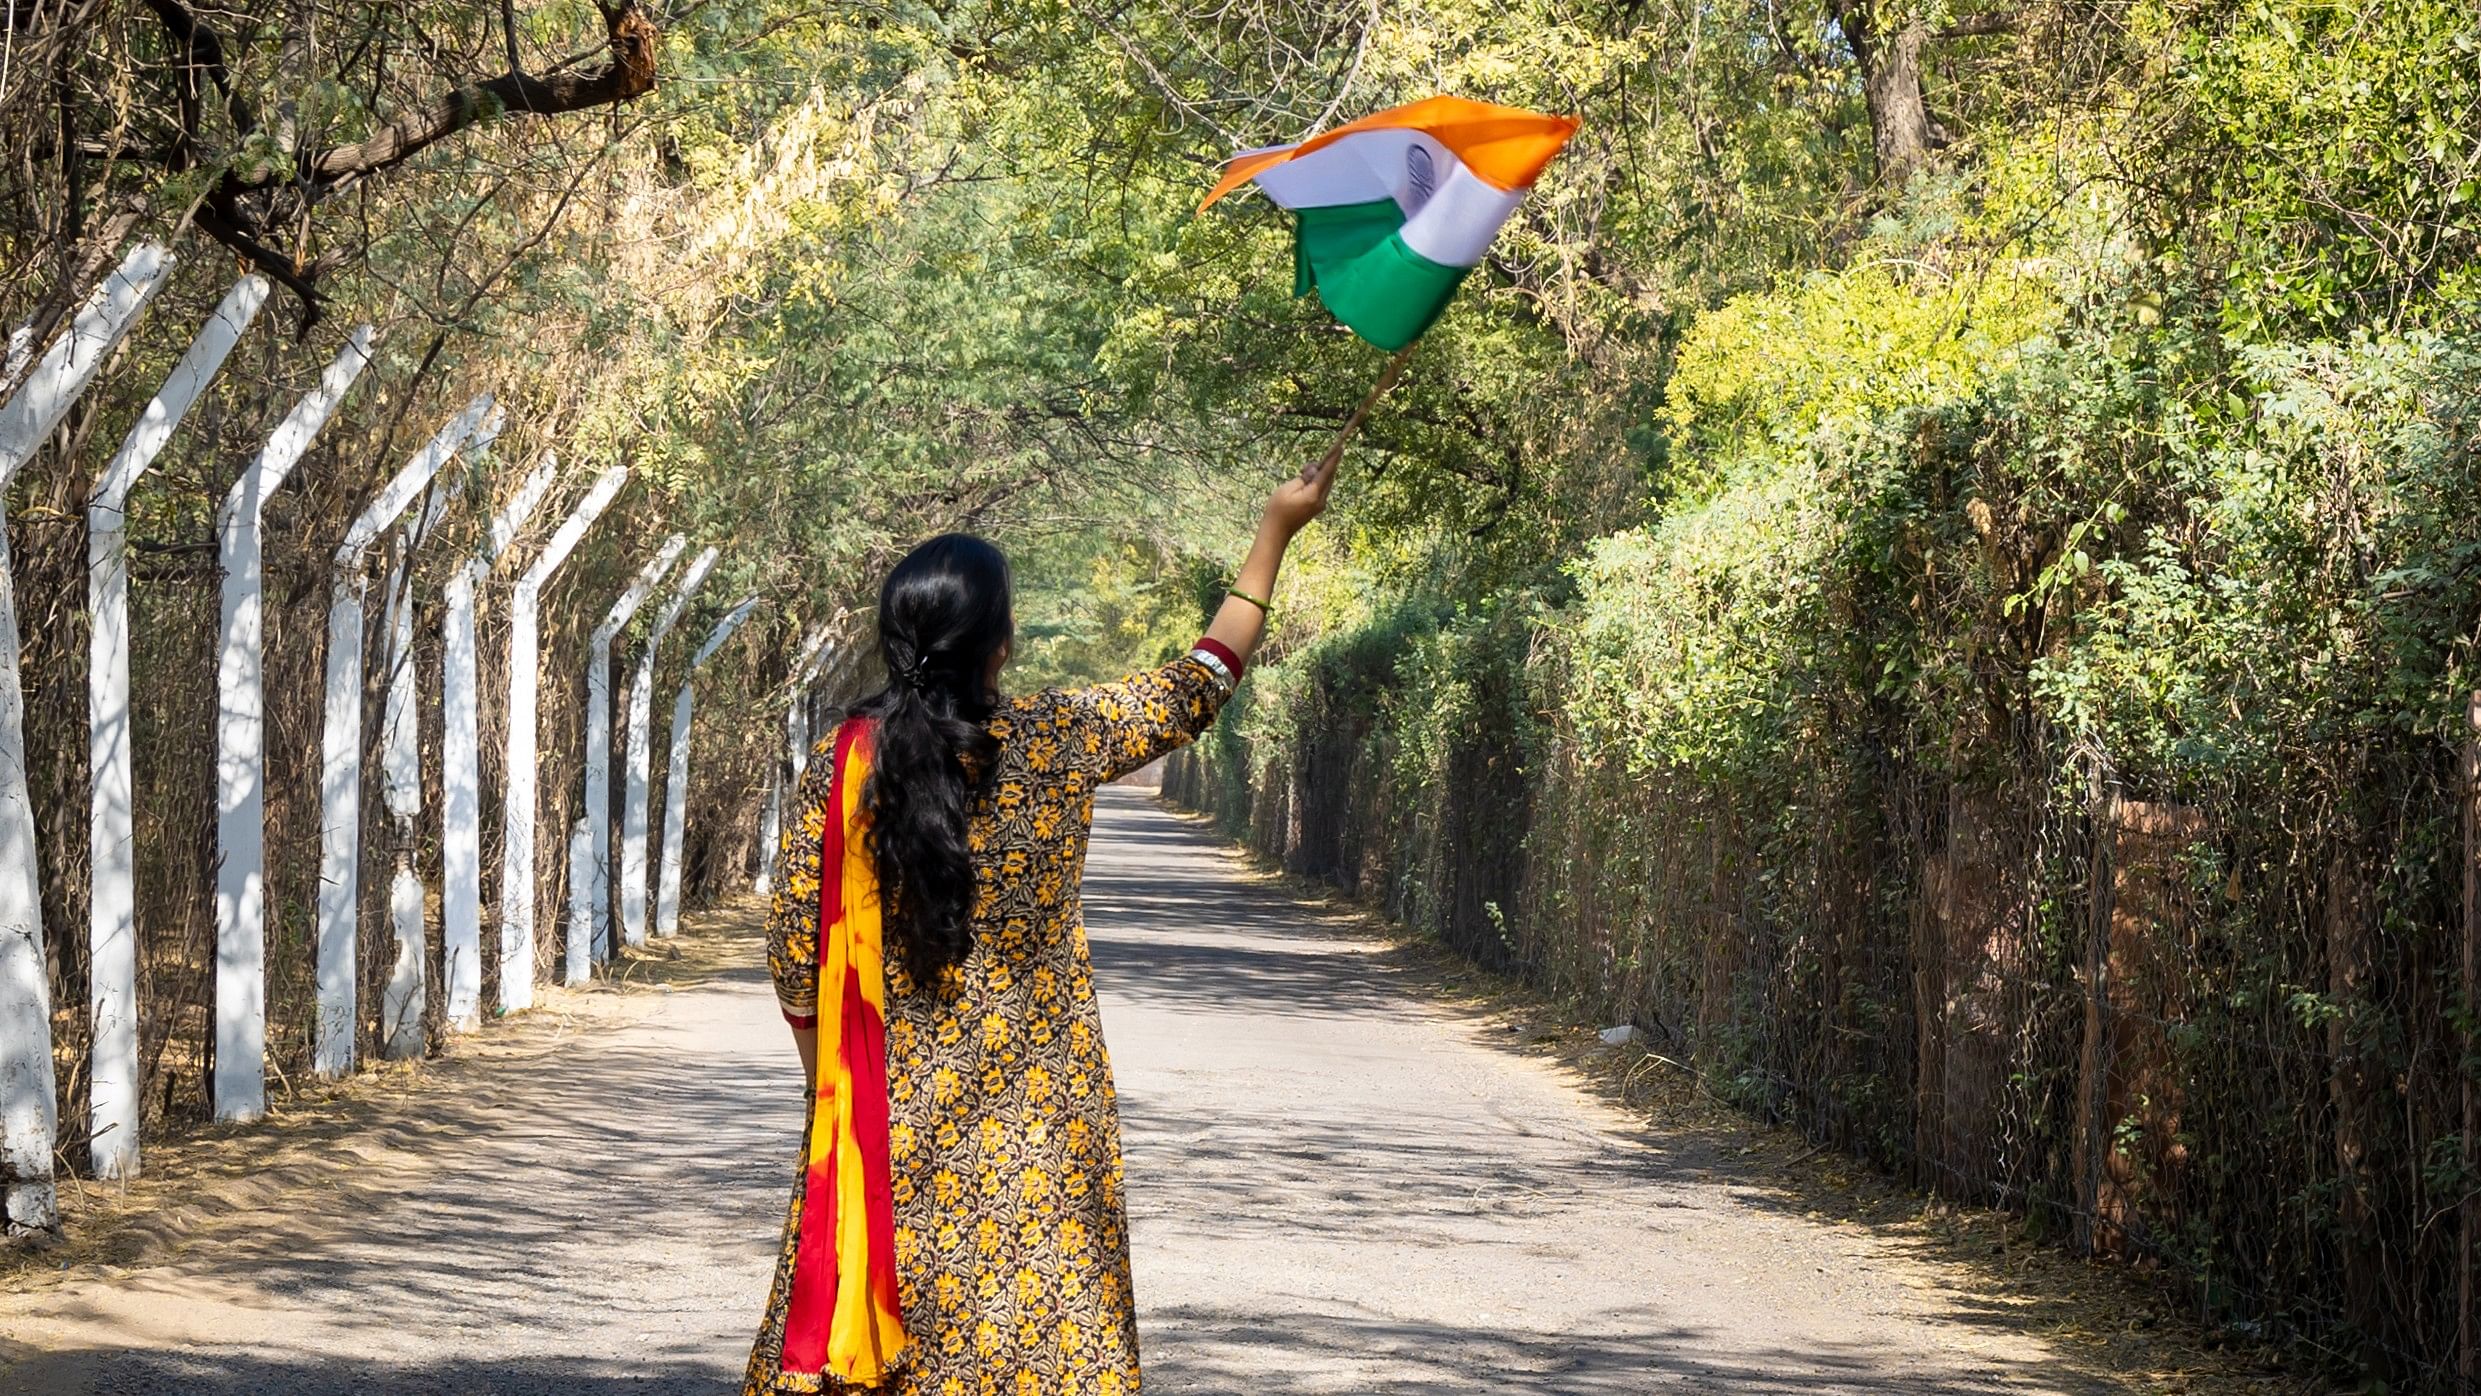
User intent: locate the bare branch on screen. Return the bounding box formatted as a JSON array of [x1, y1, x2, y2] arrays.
[[1300, 0, 1378, 141], [1934, 10, 2020, 41], [240, 3, 661, 193], [193, 204, 330, 328], [137, 0, 257, 141]]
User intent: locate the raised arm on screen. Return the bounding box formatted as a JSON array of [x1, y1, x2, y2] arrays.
[[1059, 455, 1338, 785], [1198, 451, 1336, 671]]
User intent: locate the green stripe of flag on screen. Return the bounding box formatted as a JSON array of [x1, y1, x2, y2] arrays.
[[1292, 199, 1471, 352]]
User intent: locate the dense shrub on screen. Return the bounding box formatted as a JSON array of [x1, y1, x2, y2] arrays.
[[1170, 238, 2481, 1382]]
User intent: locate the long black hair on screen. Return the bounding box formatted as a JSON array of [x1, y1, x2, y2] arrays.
[[857, 533, 1012, 977]]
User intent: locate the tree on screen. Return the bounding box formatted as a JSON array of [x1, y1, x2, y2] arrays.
[[1825, 2, 2022, 187], [36, 1, 661, 335]]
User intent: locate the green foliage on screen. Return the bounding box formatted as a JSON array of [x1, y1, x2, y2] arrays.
[[1155, 5, 2481, 1387], [2134, 0, 2481, 337], [1009, 533, 1222, 692], [17, 0, 2478, 1382], [2034, 330, 2481, 783]]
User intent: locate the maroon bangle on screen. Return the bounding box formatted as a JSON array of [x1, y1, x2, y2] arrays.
[[1191, 636, 1244, 682], [782, 1009, 817, 1030]]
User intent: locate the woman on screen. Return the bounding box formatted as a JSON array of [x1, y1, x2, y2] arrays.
[[745, 456, 1335, 1395]]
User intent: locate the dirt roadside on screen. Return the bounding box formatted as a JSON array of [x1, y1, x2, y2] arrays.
[[0, 907, 754, 1293]]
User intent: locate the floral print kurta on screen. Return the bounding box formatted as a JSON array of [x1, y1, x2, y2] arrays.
[[747, 658, 1231, 1396]]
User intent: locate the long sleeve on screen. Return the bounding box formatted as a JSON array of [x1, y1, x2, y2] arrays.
[[766, 734, 836, 1027], [1056, 654, 1235, 787]]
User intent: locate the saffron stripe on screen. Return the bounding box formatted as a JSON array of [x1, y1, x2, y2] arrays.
[[1197, 95, 1579, 211]]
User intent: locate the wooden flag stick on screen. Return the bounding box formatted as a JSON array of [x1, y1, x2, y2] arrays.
[[1306, 342, 1417, 481]]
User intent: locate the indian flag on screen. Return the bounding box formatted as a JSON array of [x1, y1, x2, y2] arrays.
[[1201, 95, 1579, 351]]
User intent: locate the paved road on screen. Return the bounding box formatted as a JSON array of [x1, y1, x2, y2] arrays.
[[0, 787, 2097, 1394]]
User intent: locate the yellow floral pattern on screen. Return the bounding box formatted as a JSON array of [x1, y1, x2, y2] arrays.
[[747, 658, 1230, 1395]]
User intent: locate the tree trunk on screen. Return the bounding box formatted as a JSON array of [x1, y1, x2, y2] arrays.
[[1830, 1, 1936, 188], [2073, 772, 2119, 1252], [499, 466, 632, 1010]]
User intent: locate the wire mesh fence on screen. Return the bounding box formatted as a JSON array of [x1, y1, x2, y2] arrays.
[[1163, 634, 2477, 1391], [1, 289, 792, 1191]]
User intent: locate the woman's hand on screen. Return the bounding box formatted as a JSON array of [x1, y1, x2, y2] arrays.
[[1202, 454, 1340, 667], [1265, 452, 1339, 538]]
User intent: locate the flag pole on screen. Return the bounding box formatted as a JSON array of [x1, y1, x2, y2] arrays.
[[1305, 342, 1417, 481]]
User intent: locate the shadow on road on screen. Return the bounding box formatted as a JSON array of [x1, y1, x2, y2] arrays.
[[1149, 1303, 2082, 1395], [0, 1347, 736, 1395], [0, 790, 2155, 1396], [76, 1029, 791, 1335], [0, 923, 792, 1396], [1091, 788, 2124, 1396]]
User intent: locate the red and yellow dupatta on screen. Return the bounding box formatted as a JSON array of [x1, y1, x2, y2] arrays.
[[781, 718, 907, 1385]]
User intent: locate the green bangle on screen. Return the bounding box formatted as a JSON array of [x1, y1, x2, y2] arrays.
[[1228, 586, 1273, 616]]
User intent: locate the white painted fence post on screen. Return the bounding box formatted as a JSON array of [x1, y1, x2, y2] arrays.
[[754, 773, 780, 897], [0, 243, 173, 1222], [316, 398, 491, 1078], [0, 247, 173, 451], [377, 561, 425, 1061], [564, 816, 594, 982], [621, 547, 717, 948], [655, 595, 759, 937], [214, 328, 375, 1124], [757, 626, 836, 895], [496, 465, 628, 1014], [83, 274, 268, 1178], [439, 443, 552, 1032], [584, 535, 684, 966], [0, 323, 31, 397], [783, 636, 864, 837], [375, 394, 495, 1060]]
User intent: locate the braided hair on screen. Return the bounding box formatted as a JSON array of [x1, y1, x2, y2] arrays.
[[854, 534, 1012, 976]]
